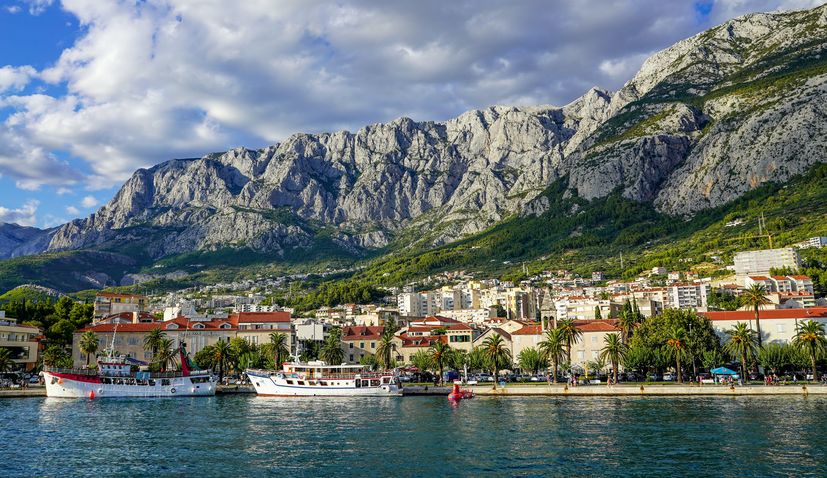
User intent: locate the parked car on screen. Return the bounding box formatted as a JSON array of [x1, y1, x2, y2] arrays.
[[662, 372, 675, 381]]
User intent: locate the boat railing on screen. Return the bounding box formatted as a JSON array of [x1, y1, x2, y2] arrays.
[[44, 367, 99, 376], [247, 369, 394, 380]]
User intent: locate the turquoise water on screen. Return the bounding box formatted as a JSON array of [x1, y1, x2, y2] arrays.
[[2, 395, 827, 477]]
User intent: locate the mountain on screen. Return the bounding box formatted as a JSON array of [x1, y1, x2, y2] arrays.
[[2, 5, 827, 291]]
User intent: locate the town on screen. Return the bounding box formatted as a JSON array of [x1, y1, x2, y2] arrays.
[[3, 240, 826, 388]]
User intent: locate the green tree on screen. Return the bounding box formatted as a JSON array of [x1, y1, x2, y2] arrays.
[[466, 346, 488, 372], [482, 333, 511, 389], [599, 333, 627, 383], [212, 340, 233, 381], [143, 328, 166, 362], [557, 319, 582, 366], [157, 337, 177, 372], [792, 320, 827, 382], [320, 327, 344, 365], [757, 343, 788, 376], [594, 306, 602, 321], [79, 330, 99, 368], [664, 326, 688, 383], [723, 322, 758, 380], [539, 327, 565, 383], [702, 349, 725, 371], [269, 332, 290, 367], [0, 348, 14, 372], [229, 337, 251, 372], [429, 340, 453, 385], [375, 329, 397, 370], [41, 345, 70, 368], [194, 345, 216, 370], [410, 349, 433, 372], [740, 283, 771, 348], [517, 347, 543, 375]]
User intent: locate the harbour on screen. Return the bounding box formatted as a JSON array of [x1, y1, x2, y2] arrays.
[[3, 394, 827, 477]]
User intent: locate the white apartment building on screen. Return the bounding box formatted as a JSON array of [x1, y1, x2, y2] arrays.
[[734, 248, 801, 279], [666, 283, 711, 310]]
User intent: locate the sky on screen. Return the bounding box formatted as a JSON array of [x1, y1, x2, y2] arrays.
[[0, 0, 824, 228]]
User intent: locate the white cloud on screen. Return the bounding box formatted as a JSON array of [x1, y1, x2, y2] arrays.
[[0, 0, 823, 194], [0, 199, 38, 226], [5, 5, 22, 14], [22, 0, 53, 15], [0, 65, 36, 93], [80, 195, 98, 208], [56, 187, 73, 195], [65, 205, 79, 215]]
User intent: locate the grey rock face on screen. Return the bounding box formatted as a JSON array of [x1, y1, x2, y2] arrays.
[[3, 5, 826, 262]]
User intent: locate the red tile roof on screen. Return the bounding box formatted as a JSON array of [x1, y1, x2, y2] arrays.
[[95, 292, 146, 299], [748, 276, 771, 281], [573, 319, 620, 333], [80, 317, 237, 332], [231, 312, 291, 323], [512, 325, 543, 335], [701, 307, 827, 321], [342, 326, 384, 341], [789, 275, 812, 281]]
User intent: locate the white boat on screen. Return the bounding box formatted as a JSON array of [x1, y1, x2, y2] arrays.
[[43, 342, 216, 398], [246, 361, 402, 397]]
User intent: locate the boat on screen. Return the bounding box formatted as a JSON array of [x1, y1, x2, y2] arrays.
[[246, 361, 402, 397], [447, 383, 474, 401], [42, 341, 216, 398]]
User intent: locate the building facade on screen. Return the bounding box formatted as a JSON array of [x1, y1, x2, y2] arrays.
[[0, 314, 40, 371]]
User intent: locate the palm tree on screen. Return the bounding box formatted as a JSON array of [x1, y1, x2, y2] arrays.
[[557, 319, 582, 367], [143, 328, 166, 361], [0, 348, 14, 372], [320, 327, 344, 365], [269, 332, 290, 367], [793, 320, 827, 382], [79, 330, 99, 367], [212, 340, 233, 382], [482, 333, 511, 389], [229, 337, 250, 373], [599, 333, 627, 384], [375, 329, 397, 370], [539, 328, 565, 383], [741, 283, 771, 348], [617, 309, 638, 344], [157, 337, 177, 372], [517, 347, 543, 375], [664, 326, 688, 383], [410, 349, 433, 373], [723, 322, 758, 381], [41, 345, 69, 368], [429, 340, 452, 385]]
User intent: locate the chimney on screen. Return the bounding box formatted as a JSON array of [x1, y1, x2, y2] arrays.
[[133, 311, 140, 324]]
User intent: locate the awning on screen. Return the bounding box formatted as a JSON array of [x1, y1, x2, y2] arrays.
[[710, 366, 738, 375]]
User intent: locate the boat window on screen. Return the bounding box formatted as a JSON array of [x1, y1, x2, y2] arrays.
[[161, 379, 170, 386], [370, 379, 380, 387], [286, 380, 294, 385], [320, 381, 327, 386], [355, 379, 361, 388], [148, 380, 155, 386]]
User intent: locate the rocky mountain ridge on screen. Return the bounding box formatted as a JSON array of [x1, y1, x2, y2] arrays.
[[3, 4, 827, 275]]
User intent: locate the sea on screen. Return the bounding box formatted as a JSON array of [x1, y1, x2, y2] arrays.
[[2, 395, 826, 477]]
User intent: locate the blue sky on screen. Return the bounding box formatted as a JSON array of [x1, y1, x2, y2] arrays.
[[0, 0, 824, 228]]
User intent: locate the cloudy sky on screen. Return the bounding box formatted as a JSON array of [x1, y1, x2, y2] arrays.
[[0, 0, 824, 228]]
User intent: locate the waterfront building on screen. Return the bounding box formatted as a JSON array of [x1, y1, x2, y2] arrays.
[[71, 311, 294, 367], [341, 325, 384, 363], [700, 307, 827, 345], [93, 292, 147, 321], [568, 320, 622, 374], [734, 248, 801, 280], [0, 313, 40, 371]]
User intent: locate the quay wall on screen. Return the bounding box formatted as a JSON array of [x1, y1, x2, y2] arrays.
[[469, 384, 827, 396]]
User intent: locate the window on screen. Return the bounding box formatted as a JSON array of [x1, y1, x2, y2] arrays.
[[371, 342, 376, 349], [577, 351, 584, 360], [360, 342, 365, 349], [349, 355, 354, 361], [349, 343, 354, 349], [591, 351, 598, 359], [128, 337, 138, 345], [777, 324, 785, 333], [144, 352, 153, 360], [591, 336, 597, 343]]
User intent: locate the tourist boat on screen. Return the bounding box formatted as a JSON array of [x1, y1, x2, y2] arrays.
[[42, 342, 216, 398], [246, 361, 402, 397]]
